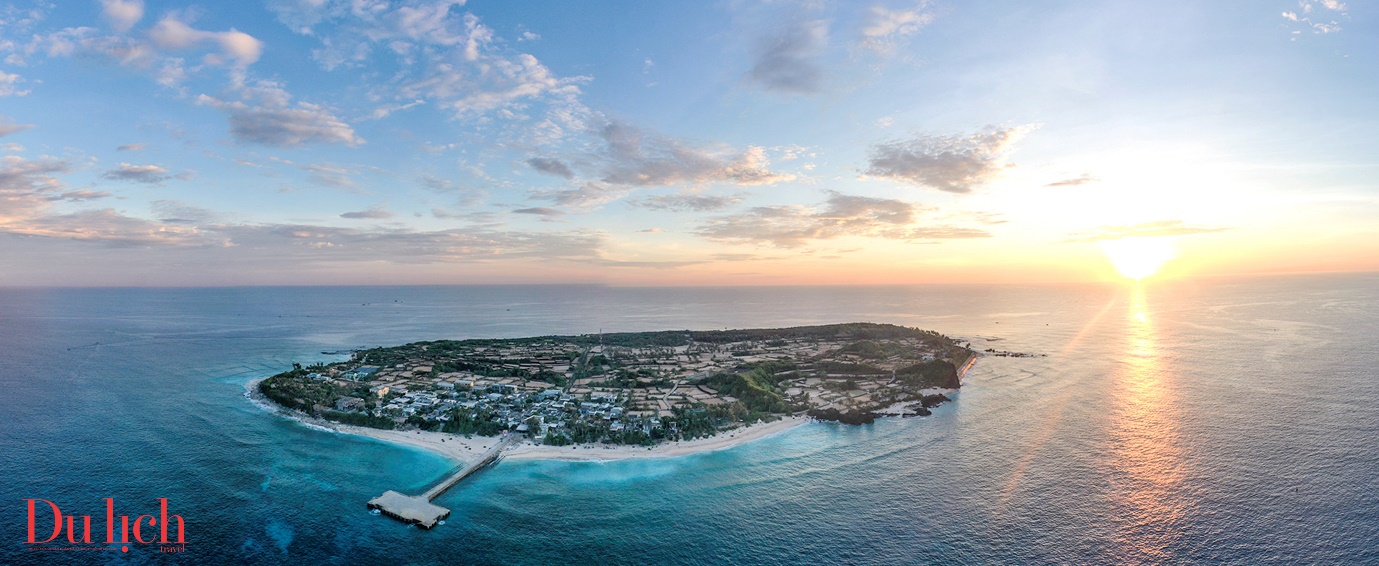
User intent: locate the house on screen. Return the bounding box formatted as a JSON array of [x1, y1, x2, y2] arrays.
[[335, 396, 366, 411]]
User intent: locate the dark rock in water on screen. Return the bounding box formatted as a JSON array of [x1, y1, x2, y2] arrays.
[[807, 407, 879, 425], [919, 393, 950, 409]]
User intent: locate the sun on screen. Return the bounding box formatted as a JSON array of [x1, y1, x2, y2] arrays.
[[1100, 237, 1176, 280]]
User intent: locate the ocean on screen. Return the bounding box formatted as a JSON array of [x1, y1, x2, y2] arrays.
[[2, 274, 1377, 564]]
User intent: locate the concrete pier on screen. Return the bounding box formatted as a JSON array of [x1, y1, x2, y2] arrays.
[[367, 434, 513, 529]]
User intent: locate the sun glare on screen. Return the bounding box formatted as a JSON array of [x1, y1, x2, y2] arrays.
[[1100, 238, 1176, 280]]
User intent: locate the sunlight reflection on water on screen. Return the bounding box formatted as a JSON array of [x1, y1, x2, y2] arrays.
[[1108, 285, 1195, 563]]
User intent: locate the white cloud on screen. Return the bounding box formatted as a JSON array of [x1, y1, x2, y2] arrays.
[[148, 15, 264, 66], [101, 163, 189, 184], [402, 51, 585, 118], [273, 1, 588, 127], [0, 116, 34, 137], [340, 205, 394, 219], [530, 182, 631, 210], [1281, 1, 1348, 35], [0, 70, 28, 96], [864, 125, 1034, 192], [196, 81, 362, 147], [634, 192, 746, 212], [5, 208, 212, 247], [0, 156, 77, 224], [696, 191, 989, 248], [597, 121, 795, 187], [858, 2, 934, 54], [512, 206, 566, 221], [99, 0, 144, 33], [24, 11, 263, 87]]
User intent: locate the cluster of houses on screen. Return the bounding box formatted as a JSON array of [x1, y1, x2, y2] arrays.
[[298, 332, 961, 442]]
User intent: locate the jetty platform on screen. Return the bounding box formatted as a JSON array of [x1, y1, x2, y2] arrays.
[[367, 434, 512, 528]]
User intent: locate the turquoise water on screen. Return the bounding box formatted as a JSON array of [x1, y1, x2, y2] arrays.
[[2, 275, 1377, 564]]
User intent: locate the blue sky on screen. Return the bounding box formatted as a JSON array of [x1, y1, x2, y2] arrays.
[[1, 0, 1376, 285]]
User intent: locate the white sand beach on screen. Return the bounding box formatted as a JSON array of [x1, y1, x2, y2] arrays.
[[246, 376, 807, 464]]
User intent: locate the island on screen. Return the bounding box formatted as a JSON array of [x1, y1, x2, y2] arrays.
[[257, 322, 975, 448], [251, 323, 976, 527]]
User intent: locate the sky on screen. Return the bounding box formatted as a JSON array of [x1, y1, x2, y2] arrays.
[[1, 0, 1376, 286]]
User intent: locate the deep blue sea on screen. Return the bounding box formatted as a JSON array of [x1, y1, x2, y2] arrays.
[[2, 274, 1377, 564]]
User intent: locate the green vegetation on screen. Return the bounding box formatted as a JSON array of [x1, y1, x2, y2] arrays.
[[703, 362, 798, 418], [895, 360, 960, 389], [838, 340, 910, 360], [324, 410, 395, 429], [815, 361, 889, 375], [439, 409, 507, 436]]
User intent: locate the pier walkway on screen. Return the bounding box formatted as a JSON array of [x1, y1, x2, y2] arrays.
[[367, 434, 513, 528]]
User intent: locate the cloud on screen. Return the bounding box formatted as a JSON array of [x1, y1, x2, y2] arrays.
[[858, 2, 935, 54], [634, 192, 746, 212], [196, 81, 362, 147], [148, 15, 263, 66], [151, 199, 218, 224], [115, 142, 147, 151], [26, 11, 264, 89], [0, 117, 34, 138], [1, 156, 72, 213], [745, 20, 827, 94], [1064, 220, 1228, 242], [418, 175, 483, 206], [99, 0, 144, 33], [300, 163, 356, 189], [1045, 174, 1097, 187], [530, 182, 630, 209], [340, 205, 394, 219], [593, 258, 704, 269], [5, 208, 213, 247], [696, 191, 990, 247], [4, 212, 612, 262], [1282, 1, 1348, 36], [711, 252, 773, 261], [526, 157, 574, 179], [401, 49, 587, 119], [29, 27, 159, 69], [55, 190, 114, 202], [639, 227, 663, 233], [217, 223, 606, 264], [366, 99, 425, 120], [512, 206, 565, 220], [597, 121, 794, 187], [274, 1, 589, 127], [864, 125, 1034, 192], [1, 153, 610, 264], [0, 156, 126, 230], [101, 163, 189, 184], [0, 71, 29, 96]]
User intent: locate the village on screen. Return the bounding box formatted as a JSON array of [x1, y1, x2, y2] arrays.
[[258, 323, 974, 446]]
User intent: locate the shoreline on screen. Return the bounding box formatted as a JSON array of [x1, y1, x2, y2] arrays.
[[244, 376, 807, 464]]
